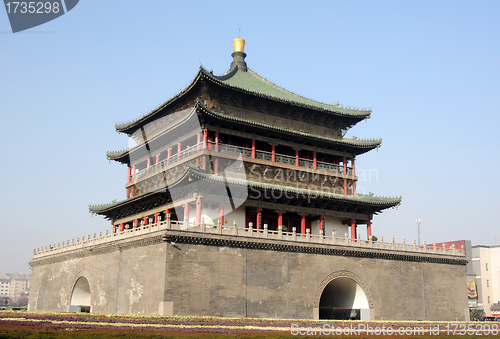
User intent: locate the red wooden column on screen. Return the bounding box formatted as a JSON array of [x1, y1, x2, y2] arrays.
[[165, 209, 170, 217], [132, 165, 136, 181], [245, 213, 250, 229], [218, 202, 224, 225], [134, 219, 139, 228], [146, 158, 151, 174], [295, 148, 299, 166], [350, 218, 357, 239], [144, 216, 149, 226], [184, 203, 189, 223], [131, 186, 135, 197], [278, 210, 283, 227], [154, 213, 158, 224], [196, 197, 202, 225], [272, 143, 276, 162], [112, 225, 117, 234], [313, 151, 317, 169], [214, 131, 220, 175], [301, 213, 306, 234], [167, 148, 171, 166], [343, 156, 347, 195], [127, 166, 132, 199], [120, 223, 124, 232], [367, 220, 372, 239], [203, 129, 208, 149], [196, 132, 201, 167], [207, 135, 214, 150], [256, 207, 261, 229], [252, 138, 256, 158], [352, 157, 356, 196], [155, 154, 160, 171], [177, 142, 181, 161], [320, 215, 324, 231], [203, 129, 208, 171]]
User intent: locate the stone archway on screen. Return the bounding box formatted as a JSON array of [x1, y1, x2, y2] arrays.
[[314, 270, 373, 320], [69, 276, 91, 313]]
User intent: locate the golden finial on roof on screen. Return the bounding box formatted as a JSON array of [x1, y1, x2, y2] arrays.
[[233, 37, 245, 53]]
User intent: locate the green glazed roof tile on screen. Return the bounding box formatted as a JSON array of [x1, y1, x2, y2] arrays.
[[208, 67, 371, 117], [114, 65, 371, 132], [197, 101, 381, 149]]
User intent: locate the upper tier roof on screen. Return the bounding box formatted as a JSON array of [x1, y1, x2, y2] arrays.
[[204, 66, 371, 117], [115, 46, 371, 134]]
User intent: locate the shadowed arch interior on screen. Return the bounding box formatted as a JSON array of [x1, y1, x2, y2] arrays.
[[69, 276, 91, 312], [319, 277, 369, 320]]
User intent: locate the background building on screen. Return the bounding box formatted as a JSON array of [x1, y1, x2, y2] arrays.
[[0, 273, 30, 305], [471, 245, 500, 316]]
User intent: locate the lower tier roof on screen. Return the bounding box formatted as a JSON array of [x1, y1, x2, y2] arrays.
[[90, 166, 401, 221]]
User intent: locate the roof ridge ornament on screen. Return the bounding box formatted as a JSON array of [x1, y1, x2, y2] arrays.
[[231, 37, 247, 72]]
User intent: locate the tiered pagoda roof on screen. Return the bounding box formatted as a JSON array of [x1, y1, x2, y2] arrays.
[[90, 166, 401, 220], [91, 38, 401, 223], [107, 101, 381, 165], [115, 64, 371, 135]]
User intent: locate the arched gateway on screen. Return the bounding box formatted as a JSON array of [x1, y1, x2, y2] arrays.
[[315, 271, 373, 320], [69, 276, 91, 313]]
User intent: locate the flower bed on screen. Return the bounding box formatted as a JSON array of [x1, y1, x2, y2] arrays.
[[1, 311, 498, 336]]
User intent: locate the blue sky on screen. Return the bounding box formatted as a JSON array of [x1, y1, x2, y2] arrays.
[[1, 1, 499, 274]]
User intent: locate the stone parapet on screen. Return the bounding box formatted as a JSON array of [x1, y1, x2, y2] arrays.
[[32, 219, 466, 261]]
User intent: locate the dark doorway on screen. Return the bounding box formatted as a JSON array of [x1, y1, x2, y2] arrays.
[[319, 277, 370, 320]]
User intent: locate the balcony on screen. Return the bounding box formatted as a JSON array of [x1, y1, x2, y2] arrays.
[[129, 141, 353, 183]]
